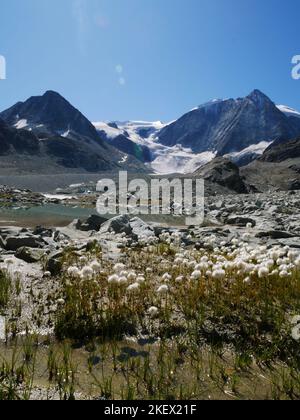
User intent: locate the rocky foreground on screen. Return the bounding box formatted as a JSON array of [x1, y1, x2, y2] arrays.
[[0, 189, 300, 400], [0, 189, 300, 336]]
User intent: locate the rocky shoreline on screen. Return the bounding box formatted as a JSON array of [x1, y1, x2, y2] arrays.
[[0, 189, 300, 338]]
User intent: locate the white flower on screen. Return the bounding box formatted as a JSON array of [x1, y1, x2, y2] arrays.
[[246, 222, 253, 229], [57, 298, 65, 306], [148, 306, 159, 318], [127, 283, 140, 293], [118, 276, 128, 285], [127, 272, 137, 281], [191, 270, 201, 280], [108, 274, 120, 285], [43, 271, 51, 278], [291, 315, 300, 325], [81, 266, 94, 279], [90, 261, 101, 273], [67, 266, 80, 278], [175, 276, 184, 283], [258, 267, 269, 278], [113, 263, 126, 273], [137, 276, 146, 284], [292, 324, 300, 341], [157, 285, 169, 295], [279, 270, 289, 278], [212, 269, 226, 280], [162, 273, 172, 282]]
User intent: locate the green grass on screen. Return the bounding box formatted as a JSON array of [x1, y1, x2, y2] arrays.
[[1, 241, 300, 399], [0, 270, 11, 314]]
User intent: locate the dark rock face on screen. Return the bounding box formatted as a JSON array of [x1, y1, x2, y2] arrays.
[[108, 135, 152, 163], [0, 91, 103, 145], [15, 247, 47, 263], [99, 215, 133, 236], [157, 90, 300, 155], [72, 215, 108, 232], [0, 91, 147, 174], [4, 235, 46, 251], [194, 157, 249, 194], [0, 118, 39, 155], [259, 137, 300, 162]]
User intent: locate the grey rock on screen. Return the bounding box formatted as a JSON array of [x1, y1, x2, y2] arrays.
[[15, 247, 47, 263], [256, 230, 295, 239], [99, 215, 132, 236], [5, 235, 45, 251], [226, 216, 256, 227], [45, 250, 64, 275], [130, 217, 154, 239]]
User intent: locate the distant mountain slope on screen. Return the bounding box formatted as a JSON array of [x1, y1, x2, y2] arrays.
[[0, 92, 147, 174], [241, 137, 300, 192], [0, 90, 102, 144], [157, 90, 300, 156], [259, 136, 300, 162], [94, 91, 300, 173]]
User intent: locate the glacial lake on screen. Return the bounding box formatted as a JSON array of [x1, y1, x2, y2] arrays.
[[0, 203, 99, 227]]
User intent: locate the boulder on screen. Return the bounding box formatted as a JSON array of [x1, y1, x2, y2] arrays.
[[225, 216, 256, 227], [45, 250, 64, 275], [15, 247, 47, 263], [69, 215, 107, 232], [99, 215, 132, 236], [5, 235, 45, 251], [256, 230, 295, 239], [130, 217, 154, 239]]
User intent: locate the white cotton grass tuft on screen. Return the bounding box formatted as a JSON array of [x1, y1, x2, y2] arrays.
[[113, 263, 126, 273], [291, 315, 300, 342], [108, 274, 120, 285], [67, 266, 81, 278], [81, 266, 94, 279], [191, 270, 201, 280], [148, 306, 159, 318], [258, 267, 269, 278], [127, 283, 140, 293], [212, 269, 226, 280], [90, 261, 101, 273], [157, 285, 169, 295], [162, 273, 172, 282]]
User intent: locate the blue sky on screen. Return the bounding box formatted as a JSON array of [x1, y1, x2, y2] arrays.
[[0, 0, 300, 122]]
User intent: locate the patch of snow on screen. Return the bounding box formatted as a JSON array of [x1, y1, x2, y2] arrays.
[[43, 194, 77, 200], [119, 154, 128, 164], [150, 146, 216, 174], [14, 119, 28, 129], [93, 122, 122, 139], [62, 129, 71, 138], [226, 141, 273, 159], [277, 105, 300, 119]]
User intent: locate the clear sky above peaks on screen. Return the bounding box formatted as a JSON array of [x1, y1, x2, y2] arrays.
[[0, 0, 300, 122]]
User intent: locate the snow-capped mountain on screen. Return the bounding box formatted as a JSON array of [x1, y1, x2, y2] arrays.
[[277, 105, 300, 119], [0, 91, 147, 173], [2, 89, 300, 176], [93, 90, 300, 174]]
